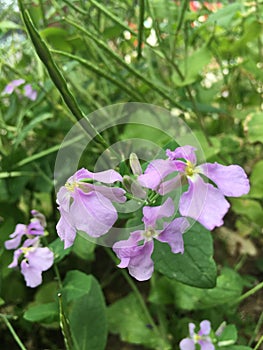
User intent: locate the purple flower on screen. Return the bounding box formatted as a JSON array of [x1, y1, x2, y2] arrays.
[[138, 145, 250, 230], [56, 168, 126, 248], [9, 241, 54, 288], [5, 217, 45, 250], [180, 320, 215, 350], [2, 79, 25, 95], [113, 198, 189, 281], [23, 84, 37, 101]]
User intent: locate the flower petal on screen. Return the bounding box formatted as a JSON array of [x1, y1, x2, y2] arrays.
[[198, 339, 215, 350], [197, 162, 250, 197], [166, 145, 197, 164], [158, 174, 182, 195], [128, 241, 154, 281], [90, 184, 126, 203], [138, 159, 176, 190], [157, 217, 189, 253], [25, 247, 54, 271], [199, 320, 211, 336], [70, 190, 118, 237], [143, 198, 174, 227], [189, 323, 195, 337], [8, 248, 23, 268], [56, 186, 71, 211], [179, 174, 230, 230], [21, 260, 43, 288], [5, 224, 26, 250], [75, 168, 123, 183], [179, 338, 195, 350], [56, 208, 76, 248]]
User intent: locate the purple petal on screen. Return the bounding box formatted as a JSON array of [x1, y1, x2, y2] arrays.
[[179, 174, 230, 230], [5, 224, 26, 250], [138, 159, 176, 190], [21, 260, 42, 287], [22, 237, 40, 248], [56, 186, 71, 211], [56, 208, 76, 248], [158, 174, 182, 195], [90, 184, 126, 203], [70, 190, 117, 237], [199, 320, 211, 336], [27, 220, 45, 236], [143, 198, 174, 228], [157, 217, 189, 253], [189, 323, 195, 337], [3, 79, 25, 94], [198, 339, 215, 350], [166, 145, 197, 164], [25, 247, 54, 271], [128, 241, 154, 281], [8, 248, 23, 268], [197, 163, 250, 197], [75, 168, 123, 183], [23, 84, 37, 101], [31, 210, 46, 228], [179, 338, 195, 350]]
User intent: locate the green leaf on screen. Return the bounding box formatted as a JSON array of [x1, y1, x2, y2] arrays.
[[68, 275, 107, 350], [205, 3, 241, 28], [62, 270, 92, 303], [249, 160, 263, 199], [40, 27, 72, 52], [72, 232, 96, 260], [0, 21, 22, 30], [231, 198, 263, 227], [217, 324, 238, 346], [24, 302, 59, 323], [153, 222, 217, 288], [246, 112, 263, 143], [107, 293, 167, 349], [172, 46, 212, 86], [49, 238, 71, 264], [149, 268, 243, 309]]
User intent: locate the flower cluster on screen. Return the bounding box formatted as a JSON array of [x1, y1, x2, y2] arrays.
[[2, 79, 37, 101], [5, 210, 54, 288], [55, 145, 250, 281]]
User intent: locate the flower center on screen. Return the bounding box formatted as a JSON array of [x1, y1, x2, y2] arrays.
[[65, 181, 79, 192], [143, 228, 157, 241], [185, 160, 195, 177]]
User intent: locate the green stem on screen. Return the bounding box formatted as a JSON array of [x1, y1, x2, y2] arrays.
[[137, 0, 145, 59], [234, 280, 263, 305], [254, 334, 263, 350], [0, 314, 27, 350], [249, 311, 263, 347], [105, 248, 160, 337]]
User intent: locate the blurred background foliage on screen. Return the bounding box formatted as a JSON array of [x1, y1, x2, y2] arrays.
[[0, 0, 263, 349]]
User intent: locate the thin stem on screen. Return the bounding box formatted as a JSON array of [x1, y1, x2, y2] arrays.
[[254, 334, 263, 350], [234, 280, 263, 305], [137, 0, 145, 59], [0, 314, 27, 350], [249, 311, 263, 347], [104, 249, 160, 336]]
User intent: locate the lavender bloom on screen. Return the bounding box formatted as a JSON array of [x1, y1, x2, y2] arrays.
[[56, 168, 126, 248], [180, 320, 215, 350], [23, 84, 37, 101], [9, 239, 54, 288], [139, 145, 250, 230], [2, 79, 25, 95], [113, 198, 189, 281], [5, 219, 45, 250]]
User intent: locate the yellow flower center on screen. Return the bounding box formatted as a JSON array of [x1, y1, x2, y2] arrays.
[[143, 228, 157, 240], [185, 160, 195, 177], [65, 181, 79, 192]]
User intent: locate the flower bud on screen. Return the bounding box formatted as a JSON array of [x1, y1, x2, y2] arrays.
[[129, 153, 142, 175]]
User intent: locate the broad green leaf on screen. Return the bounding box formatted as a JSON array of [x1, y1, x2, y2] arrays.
[[40, 27, 72, 52], [206, 3, 241, 28], [72, 232, 96, 260], [246, 113, 263, 143], [68, 275, 107, 350], [149, 268, 243, 309], [35, 282, 59, 304], [153, 222, 217, 288], [217, 324, 238, 346], [231, 198, 263, 227], [49, 238, 71, 264], [172, 47, 212, 86], [24, 302, 59, 323], [62, 270, 92, 303], [107, 293, 169, 349], [249, 160, 263, 199]]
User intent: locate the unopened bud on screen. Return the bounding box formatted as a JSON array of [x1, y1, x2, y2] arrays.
[[129, 153, 142, 175], [31, 210, 47, 228]]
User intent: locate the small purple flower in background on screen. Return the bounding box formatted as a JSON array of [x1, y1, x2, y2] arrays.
[[5, 211, 54, 288], [2, 79, 37, 101], [23, 84, 37, 101], [2, 79, 25, 94], [56, 168, 126, 248], [139, 145, 250, 230], [180, 320, 215, 350], [113, 198, 189, 281]]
